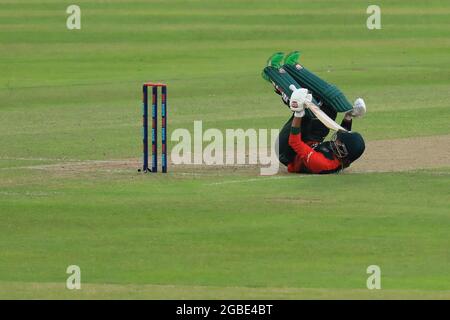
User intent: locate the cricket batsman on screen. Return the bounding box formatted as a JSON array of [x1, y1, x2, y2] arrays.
[[262, 52, 367, 174]]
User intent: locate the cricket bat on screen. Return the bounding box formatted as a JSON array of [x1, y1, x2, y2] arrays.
[[304, 101, 348, 132], [288, 84, 347, 132]]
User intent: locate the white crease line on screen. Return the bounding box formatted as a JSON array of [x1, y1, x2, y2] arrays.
[[0, 159, 138, 171], [0, 157, 79, 162], [205, 175, 300, 186], [0, 191, 62, 197], [0, 157, 134, 163], [177, 172, 223, 177]]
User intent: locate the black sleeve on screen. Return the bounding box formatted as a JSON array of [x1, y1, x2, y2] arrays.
[[341, 118, 352, 131]]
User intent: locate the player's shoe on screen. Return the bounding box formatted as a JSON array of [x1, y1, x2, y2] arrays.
[[267, 52, 284, 68], [261, 52, 284, 82], [284, 51, 301, 66]]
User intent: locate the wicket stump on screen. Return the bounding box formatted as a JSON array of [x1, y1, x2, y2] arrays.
[[142, 83, 167, 173]]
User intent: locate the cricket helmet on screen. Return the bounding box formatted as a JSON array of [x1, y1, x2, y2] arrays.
[[331, 130, 365, 163]]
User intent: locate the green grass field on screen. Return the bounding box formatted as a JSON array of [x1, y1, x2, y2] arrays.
[[0, 0, 449, 299]]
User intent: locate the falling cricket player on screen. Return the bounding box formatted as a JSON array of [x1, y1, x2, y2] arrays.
[[262, 51, 367, 174]]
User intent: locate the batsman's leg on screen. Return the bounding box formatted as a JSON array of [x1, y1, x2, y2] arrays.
[[283, 55, 353, 113]]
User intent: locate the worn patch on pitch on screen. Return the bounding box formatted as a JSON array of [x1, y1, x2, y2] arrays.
[[6, 135, 449, 176], [348, 134, 450, 173]]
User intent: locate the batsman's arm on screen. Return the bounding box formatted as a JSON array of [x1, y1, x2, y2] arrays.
[[291, 115, 302, 129], [288, 118, 315, 160], [341, 116, 352, 131], [289, 118, 341, 173]]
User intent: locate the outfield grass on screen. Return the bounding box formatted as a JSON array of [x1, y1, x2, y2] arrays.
[[0, 0, 449, 299]]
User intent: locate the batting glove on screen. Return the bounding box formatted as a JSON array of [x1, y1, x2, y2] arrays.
[[345, 98, 366, 120], [289, 85, 309, 108], [289, 86, 312, 118]]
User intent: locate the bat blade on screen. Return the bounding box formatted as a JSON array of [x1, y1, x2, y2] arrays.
[[304, 101, 348, 132]]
